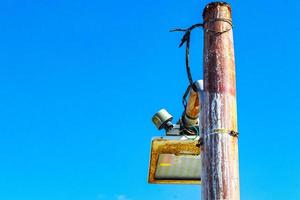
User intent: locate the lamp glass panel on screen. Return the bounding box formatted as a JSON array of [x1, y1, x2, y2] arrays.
[[154, 154, 201, 180]]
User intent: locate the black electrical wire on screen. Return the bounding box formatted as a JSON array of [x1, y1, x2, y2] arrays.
[[170, 23, 203, 93], [182, 84, 191, 111], [170, 18, 233, 94], [171, 19, 233, 136]]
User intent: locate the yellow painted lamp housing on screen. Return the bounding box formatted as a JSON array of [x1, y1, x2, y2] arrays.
[[148, 136, 201, 184]]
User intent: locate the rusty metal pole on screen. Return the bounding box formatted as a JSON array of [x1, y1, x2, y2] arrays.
[[201, 2, 240, 200]]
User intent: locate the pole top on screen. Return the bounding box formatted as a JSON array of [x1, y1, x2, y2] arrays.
[[202, 2, 232, 20]]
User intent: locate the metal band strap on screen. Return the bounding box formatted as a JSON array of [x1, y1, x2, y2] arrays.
[[205, 129, 239, 137]]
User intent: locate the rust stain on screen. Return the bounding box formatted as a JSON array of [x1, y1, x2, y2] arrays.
[[186, 89, 200, 119], [201, 2, 240, 200], [148, 138, 200, 184], [203, 2, 236, 96]]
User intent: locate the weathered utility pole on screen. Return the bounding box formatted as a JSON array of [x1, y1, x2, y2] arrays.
[[201, 2, 240, 200]]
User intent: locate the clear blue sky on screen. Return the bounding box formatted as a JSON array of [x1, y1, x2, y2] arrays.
[[0, 0, 299, 200]]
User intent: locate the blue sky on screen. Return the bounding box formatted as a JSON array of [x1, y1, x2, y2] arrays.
[[0, 0, 299, 199]]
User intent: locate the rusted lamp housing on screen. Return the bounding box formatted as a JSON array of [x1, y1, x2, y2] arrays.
[[148, 136, 201, 184]]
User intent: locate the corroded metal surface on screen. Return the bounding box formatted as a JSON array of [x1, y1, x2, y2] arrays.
[[148, 137, 200, 184], [186, 89, 200, 119], [201, 2, 240, 200], [184, 88, 200, 128]]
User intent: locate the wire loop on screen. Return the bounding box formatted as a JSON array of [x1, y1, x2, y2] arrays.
[[170, 18, 233, 94]]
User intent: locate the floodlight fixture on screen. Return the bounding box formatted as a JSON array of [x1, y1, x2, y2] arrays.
[[148, 136, 201, 184]]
